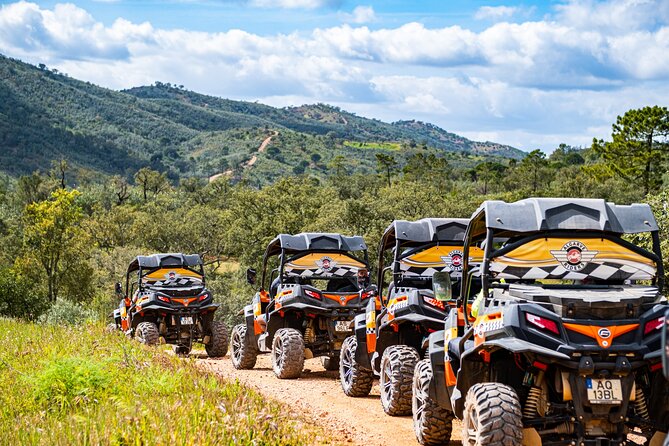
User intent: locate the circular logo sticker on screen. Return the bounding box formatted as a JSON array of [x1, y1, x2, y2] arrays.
[[442, 250, 464, 273], [598, 327, 611, 339], [550, 241, 598, 272], [316, 256, 337, 272]]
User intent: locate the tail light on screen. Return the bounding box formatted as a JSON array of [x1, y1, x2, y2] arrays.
[[644, 316, 665, 335], [198, 293, 209, 302], [525, 313, 559, 335], [361, 291, 374, 300], [423, 296, 446, 311], [304, 289, 321, 300], [157, 295, 170, 303]]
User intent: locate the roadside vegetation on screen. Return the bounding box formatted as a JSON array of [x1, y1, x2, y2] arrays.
[[0, 79, 667, 330], [0, 318, 333, 445]]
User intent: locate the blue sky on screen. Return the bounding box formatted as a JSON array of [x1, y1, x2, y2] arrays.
[[1, 0, 668, 152]]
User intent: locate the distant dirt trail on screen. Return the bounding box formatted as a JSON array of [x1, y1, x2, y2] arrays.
[[199, 354, 463, 446], [245, 130, 278, 168], [208, 131, 278, 182]]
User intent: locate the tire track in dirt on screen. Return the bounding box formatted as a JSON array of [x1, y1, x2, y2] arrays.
[[199, 354, 463, 445]]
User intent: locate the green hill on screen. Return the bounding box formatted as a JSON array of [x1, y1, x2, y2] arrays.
[[0, 54, 525, 183]]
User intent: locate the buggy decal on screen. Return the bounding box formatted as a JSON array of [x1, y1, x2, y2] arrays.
[[474, 312, 504, 347], [283, 252, 366, 278], [490, 238, 656, 281], [366, 309, 377, 353], [143, 268, 203, 287], [387, 295, 409, 317], [399, 245, 484, 278]]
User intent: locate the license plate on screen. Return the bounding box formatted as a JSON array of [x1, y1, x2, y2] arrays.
[[586, 378, 623, 404], [180, 316, 193, 325], [335, 321, 351, 332]]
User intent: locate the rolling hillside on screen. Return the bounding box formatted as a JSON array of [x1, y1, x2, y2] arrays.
[[0, 54, 524, 183]]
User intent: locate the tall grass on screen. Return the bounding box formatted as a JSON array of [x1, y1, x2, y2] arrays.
[[0, 319, 334, 445]]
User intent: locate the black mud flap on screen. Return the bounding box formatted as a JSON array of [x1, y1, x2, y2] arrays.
[[353, 313, 372, 369], [427, 331, 453, 412]]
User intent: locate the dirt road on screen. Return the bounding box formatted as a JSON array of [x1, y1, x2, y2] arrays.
[[200, 354, 462, 445]]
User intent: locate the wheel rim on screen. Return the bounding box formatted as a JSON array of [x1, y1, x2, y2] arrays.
[[232, 330, 242, 363], [380, 359, 393, 405], [465, 404, 479, 445], [413, 377, 426, 422], [341, 344, 353, 386], [273, 336, 283, 369]]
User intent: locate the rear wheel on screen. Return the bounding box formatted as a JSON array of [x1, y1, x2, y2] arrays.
[[462, 383, 523, 446], [105, 323, 117, 333], [272, 328, 304, 379], [205, 321, 229, 357], [321, 354, 340, 371], [380, 345, 420, 416], [231, 324, 258, 369], [135, 322, 160, 345], [340, 335, 373, 397], [413, 359, 453, 445]]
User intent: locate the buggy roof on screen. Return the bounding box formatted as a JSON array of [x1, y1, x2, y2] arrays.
[[379, 218, 470, 251], [264, 233, 367, 258], [468, 198, 658, 240], [127, 253, 203, 274]]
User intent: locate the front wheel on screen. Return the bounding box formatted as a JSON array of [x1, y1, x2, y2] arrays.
[[205, 321, 229, 357], [272, 328, 304, 379], [231, 324, 258, 369], [413, 359, 453, 445], [340, 335, 373, 397], [380, 345, 420, 416], [462, 383, 523, 446]]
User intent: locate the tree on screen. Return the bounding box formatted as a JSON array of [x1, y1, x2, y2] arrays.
[[328, 155, 348, 177], [23, 189, 83, 302], [593, 106, 669, 195], [134, 168, 168, 201], [548, 144, 585, 168], [111, 175, 130, 205], [49, 159, 68, 189], [472, 161, 507, 194], [376, 153, 398, 187], [16, 173, 48, 205], [519, 149, 549, 194], [403, 153, 451, 190]]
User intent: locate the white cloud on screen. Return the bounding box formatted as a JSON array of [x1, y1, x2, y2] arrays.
[[474, 5, 519, 21], [340, 5, 376, 24], [0, 0, 668, 152]]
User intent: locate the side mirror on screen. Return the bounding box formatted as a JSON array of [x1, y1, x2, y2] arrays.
[[114, 282, 123, 296], [246, 268, 257, 286], [433, 272, 453, 302], [662, 309, 669, 381]]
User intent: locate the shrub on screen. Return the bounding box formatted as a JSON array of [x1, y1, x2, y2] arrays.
[[38, 298, 97, 325]]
